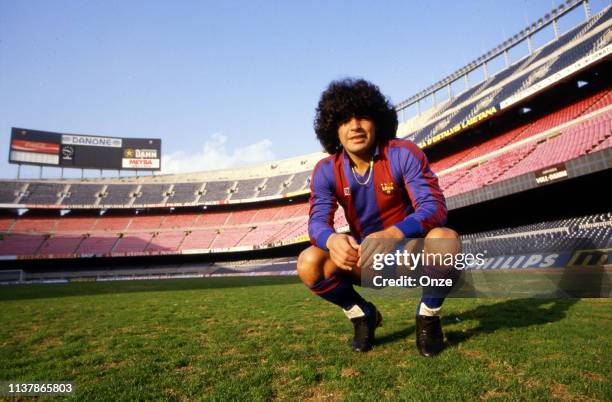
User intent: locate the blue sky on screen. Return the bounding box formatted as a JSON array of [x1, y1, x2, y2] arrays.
[[0, 0, 608, 178]]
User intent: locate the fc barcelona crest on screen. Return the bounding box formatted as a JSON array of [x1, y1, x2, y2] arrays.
[[380, 182, 395, 195]]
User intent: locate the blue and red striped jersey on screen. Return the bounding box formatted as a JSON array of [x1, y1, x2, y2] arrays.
[[308, 138, 447, 250]]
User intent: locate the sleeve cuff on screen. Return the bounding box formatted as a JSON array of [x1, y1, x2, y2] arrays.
[[316, 229, 335, 251], [393, 216, 423, 239]]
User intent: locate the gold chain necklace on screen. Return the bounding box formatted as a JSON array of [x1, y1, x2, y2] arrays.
[[351, 159, 374, 186]]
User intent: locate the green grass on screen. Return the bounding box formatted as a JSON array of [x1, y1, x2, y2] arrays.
[[0, 276, 610, 401]]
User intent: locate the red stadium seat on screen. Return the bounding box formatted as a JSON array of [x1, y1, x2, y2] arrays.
[[77, 234, 119, 255], [128, 215, 164, 230], [38, 234, 84, 255], [55, 216, 97, 232], [147, 231, 187, 252], [0, 234, 46, 256], [113, 233, 153, 253], [0, 217, 15, 232], [179, 229, 217, 251], [11, 217, 57, 233]]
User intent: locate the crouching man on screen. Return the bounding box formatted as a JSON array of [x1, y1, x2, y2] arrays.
[[297, 78, 460, 356]]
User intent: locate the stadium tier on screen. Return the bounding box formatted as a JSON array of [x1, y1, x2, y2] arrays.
[[0, 168, 314, 208], [440, 108, 611, 195], [399, 6, 611, 145], [1, 197, 611, 260], [1, 87, 609, 209], [462, 212, 612, 261], [6, 211, 610, 281], [61, 183, 101, 205], [0, 202, 312, 258]]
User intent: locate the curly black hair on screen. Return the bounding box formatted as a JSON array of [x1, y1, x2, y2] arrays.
[[314, 78, 398, 154]]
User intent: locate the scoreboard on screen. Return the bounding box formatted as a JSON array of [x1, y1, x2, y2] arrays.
[[9, 128, 162, 171]]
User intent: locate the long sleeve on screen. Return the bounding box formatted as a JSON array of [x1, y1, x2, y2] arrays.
[[393, 142, 447, 238], [308, 158, 338, 251]]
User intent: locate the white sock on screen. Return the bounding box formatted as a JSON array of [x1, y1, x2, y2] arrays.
[[418, 302, 441, 317], [343, 304, 365, 319]]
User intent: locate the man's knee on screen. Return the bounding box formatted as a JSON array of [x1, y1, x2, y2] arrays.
[[426, 227, 459, 240], [298, 246, 324, 268], [297, 246, 327, 276], [424, 227, 461, 268], [297, 246, 345, 286]]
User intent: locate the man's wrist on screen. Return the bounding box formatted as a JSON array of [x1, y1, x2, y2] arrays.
[[384, 225, 405, 239], [316, 229, 335, 251], [325, 232, 338, 250]]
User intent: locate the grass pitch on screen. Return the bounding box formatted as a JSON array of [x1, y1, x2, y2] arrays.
[[0, 276, 610, 401]]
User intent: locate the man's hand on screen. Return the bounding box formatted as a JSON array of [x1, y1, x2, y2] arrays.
[[326, 233, 360, 270], [358, 226, 405, 269]]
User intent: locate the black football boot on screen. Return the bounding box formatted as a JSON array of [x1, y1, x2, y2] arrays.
[[415, 315, 444, 357], [349, 304, 383, 352]]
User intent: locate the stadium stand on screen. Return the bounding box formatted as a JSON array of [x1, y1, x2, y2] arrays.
[[462, 212, 612, 258], [38, 234, 84, 256], [224, 209, 256, 225], [135, 184, 169, 205], [166, 183, 202, 204], [592, 132, 612, 151], [192, 211, 229, 227], [443, 143, 539, 197], [55, 215, 96, 232], [147, 231, 185, 253], [229, 178, 265, 200], [0, 234, 46, 256], [252, 204, 285, 221], [100, 184, 139, 206], [210, 227, 250, 249], [11, 215, 57, 232], [534, 6, 609, 62], [113, 233, 154, 254], [18, 183, 63, 205], [160, 213, 199, 229], [92, 215, 132, 232], [76, 234, 118, 255], [497, 112, 611, 181], [4, 101, 608, 259], [63, 184, 103, 206], [238, 223, 287, 246], [283, 171, 311, 193], [541, 26, 610, 79], [0, 201, 311, 257], [405, 6, 610, 145], [0, 182, 23, 204], [5, 210, 609, 281], [435, 90, 611, 196], [257, 174, 292, 197], [202, 181, 232, 203], [0, 216, 14, 232], [128, 214, 164, 230], [180, 229, 217, 251]]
